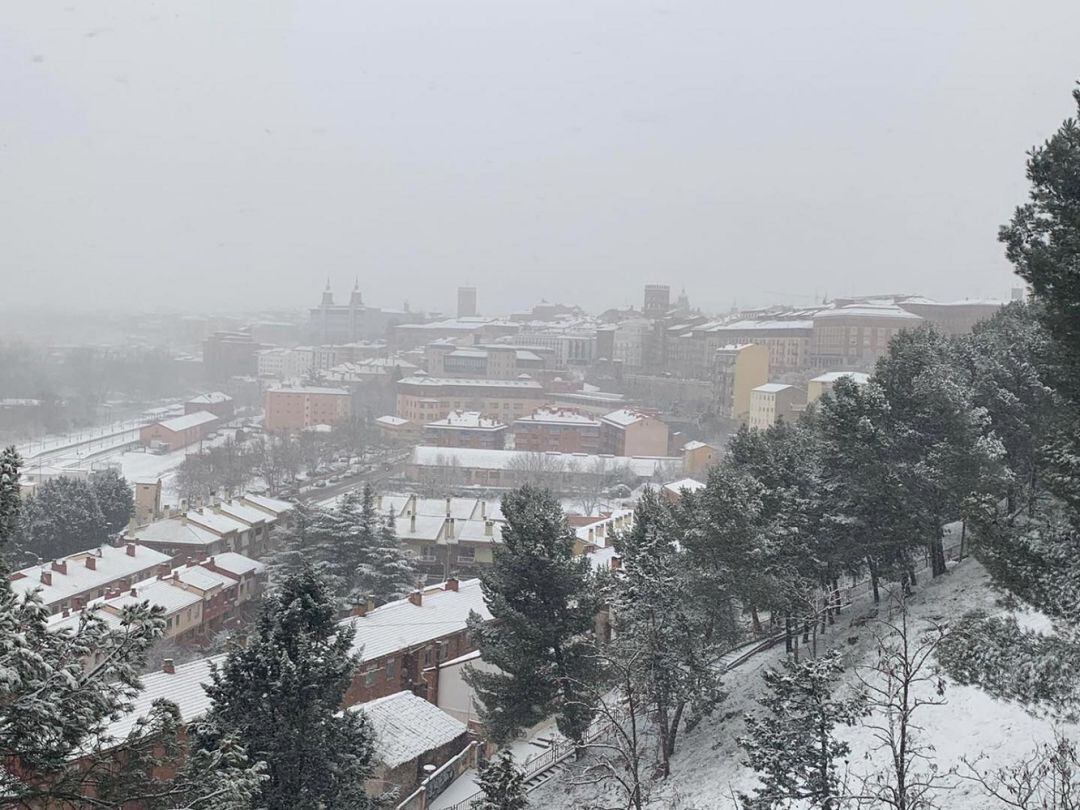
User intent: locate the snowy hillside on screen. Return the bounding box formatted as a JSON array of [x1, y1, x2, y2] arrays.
[[530, 559, 1073, 809]]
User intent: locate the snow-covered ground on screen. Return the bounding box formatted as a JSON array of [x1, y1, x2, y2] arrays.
[[529, 559, 1075, 810]]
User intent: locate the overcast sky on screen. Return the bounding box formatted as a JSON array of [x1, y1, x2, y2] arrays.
[[2, 1, 1079, 317]]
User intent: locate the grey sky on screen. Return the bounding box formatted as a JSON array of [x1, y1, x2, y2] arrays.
[[2, 1, 1079, 316]]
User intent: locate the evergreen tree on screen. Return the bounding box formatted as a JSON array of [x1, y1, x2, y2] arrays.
[[738, 650, 866, 810], [91, 468, 135, 533], [357, 510, 416, 604], [465, 485, 599, 745], [1000, 86, 1080, 405], [476, 750, 528, 810], [15, 475, 109, 565], [873, 326, 1008, 577], [194, 566, 376, 810], [610, 488, 724, 776], [266, 501, 322, 586], [0, 446, 21, 570]]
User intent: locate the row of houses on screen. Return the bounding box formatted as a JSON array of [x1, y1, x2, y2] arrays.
[[125, 493, 292, 560], [42, 551, 266, 644], [337, 492, 635, 580]]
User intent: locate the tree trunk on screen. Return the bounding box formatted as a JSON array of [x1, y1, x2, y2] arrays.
[[959, 520, 967, 560], [751, 606, 762, 636], [666, 701, 686, 759], [869, 558, 880, 605], [785, 613, 793, 654]]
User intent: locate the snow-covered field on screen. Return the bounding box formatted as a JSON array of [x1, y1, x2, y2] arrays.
[[531, 559, 1074, 810]]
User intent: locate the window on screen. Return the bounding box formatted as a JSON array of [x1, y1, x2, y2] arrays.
[[386, 657, 397, 679], [457, 546, 476, 562], [365, 668, 378, 687], [423, 648, 433, 667]]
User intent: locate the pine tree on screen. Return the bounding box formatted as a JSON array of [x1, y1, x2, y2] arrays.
[[91, 468, 135, 534], [738, 650, 866, 810], [610, 488, 724, 775], [465, 485, 599, 745], [356, 511, 416, 605], [14, 474, 110, 566], [266, 501, 321, 586], [194, 566, 375, 810], [477, 750, 528, 810], [0, 445, 21, 572]]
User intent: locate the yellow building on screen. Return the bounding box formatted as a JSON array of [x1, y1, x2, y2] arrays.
[[395, 377, 546, 424], [712, 344, 769, 424]]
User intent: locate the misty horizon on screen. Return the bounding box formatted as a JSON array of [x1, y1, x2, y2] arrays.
[[5, 1, 1080, 316]]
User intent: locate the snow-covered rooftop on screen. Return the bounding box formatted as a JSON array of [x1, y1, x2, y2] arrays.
[[601, 409, 651, 427], [811, 371, 872, 385], [815, 305, 923, 321], [712, 319, 815, 331], [409, 446, 679, 477], [174, 565, 231, 592], [9, 544, 172, 607], [376, 415, 409, 426], [108, 578, 203, 614], [214, 501, 270, 526], [340, 579, 492, 663], [241, 494, 294, 517], [266, 385, 350, 396], [515, 407, 600, 426], [663, 478, 706, 495], [185, 509, 249, 536], [128, 518, 220, 548], [154, 411, 219, 433], [357, 691, 468, 768], [427, 411, 506, 430], [104, 655, 225, 743], [398, 376, 544, 390], [752, 383, 794, 394], [206, 552, 265, 578], [186, 392, 232, 405]]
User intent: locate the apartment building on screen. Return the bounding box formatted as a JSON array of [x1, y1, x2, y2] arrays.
[[512, 406, 602, 453], [264, 386, 352, 432], [749, 383, 803, 430], [712, 343, 769, 424], [812, 304, 923, 368], [395, 376, 545, 424], [599, 409, 670, 457], [706, 319, 814, 374], [422, 411, 508, 450]]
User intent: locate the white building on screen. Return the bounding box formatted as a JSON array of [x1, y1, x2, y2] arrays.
[[748, 383, 803, 430]]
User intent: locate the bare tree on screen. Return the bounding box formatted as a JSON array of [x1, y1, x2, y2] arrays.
[[853, 592, 951, 810], [506, 451, 566, 491], [958, 731, 1080, 810], [565, 647, 649, 810]]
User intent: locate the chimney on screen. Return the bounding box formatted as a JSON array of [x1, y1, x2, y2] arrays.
[[367, 595, 375, 613], [480, 501, 486, 519], [157, 563, 170, 577], [62, 608, 70, 618], [446, 518, 455, 539], [445, 577, 459, 592], [51, 560, 67, 575], [40, 570, 52, 586], [407, 590, 423, 607], [445, 496, 452, 517], [410, 514, 416, 533], [129, 588, 137, 597], [126, 543, 137, 557], [351, 600, 369, 617], [162, 658, 175, 674], [484, 519, 493, 537], [85, 556, 96, 571], [611, 555, 623, 571]]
